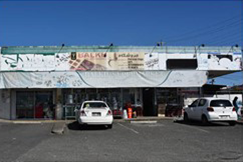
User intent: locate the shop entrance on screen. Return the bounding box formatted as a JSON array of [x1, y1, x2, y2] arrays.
[[16, 91, 53, 119], [142, 88, 156, 116]]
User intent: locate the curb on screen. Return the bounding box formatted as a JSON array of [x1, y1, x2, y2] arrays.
[[0, 117, 174, 124], [0, 119, 69, 124], [51, 122, 66, 134], [236, 121, 243, 125]]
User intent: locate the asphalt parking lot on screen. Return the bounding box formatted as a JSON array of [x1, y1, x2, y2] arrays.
[[0, 120, 242, 162]]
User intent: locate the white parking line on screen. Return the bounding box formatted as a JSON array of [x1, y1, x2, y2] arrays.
[[179, 124, 210, 133], [117, 123, 139, 134], [13, 121, 42, 124], [130, 121, 157, 124]]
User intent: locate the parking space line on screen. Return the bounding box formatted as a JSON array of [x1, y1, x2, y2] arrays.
[[179, 124, 210, 133], [117, 123, 139, 134]]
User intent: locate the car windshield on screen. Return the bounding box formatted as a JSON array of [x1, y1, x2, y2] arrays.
[[210, 100, 232, 107], [83, 102, 107, 108]]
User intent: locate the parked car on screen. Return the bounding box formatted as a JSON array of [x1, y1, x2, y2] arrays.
[[75, 101, 113, 128], [112, 109, 123, 119], [183, 98, 238, 126]]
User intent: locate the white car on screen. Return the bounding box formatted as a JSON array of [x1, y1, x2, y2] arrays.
[[75, 101, 113, 128], [183, 98, 238, 126]]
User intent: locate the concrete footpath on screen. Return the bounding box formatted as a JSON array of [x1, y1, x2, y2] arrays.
[[1, 116, 242, 135]]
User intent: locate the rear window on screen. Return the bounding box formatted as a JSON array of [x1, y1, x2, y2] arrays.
[[210, 100, 232, 107], [83, 102, 107, 108]]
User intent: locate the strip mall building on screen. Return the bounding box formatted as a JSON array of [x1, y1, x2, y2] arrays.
[[0, 46, 242, 120]]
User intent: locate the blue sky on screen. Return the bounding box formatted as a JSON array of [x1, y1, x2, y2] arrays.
[[0, 0, 242, 85]]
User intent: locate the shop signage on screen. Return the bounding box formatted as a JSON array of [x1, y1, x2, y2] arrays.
[[0, 52, 241, 71], [69, 52, 144, 70], [0, 52, 144, 71]]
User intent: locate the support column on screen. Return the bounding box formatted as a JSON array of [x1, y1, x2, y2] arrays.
[[55, 89, 63, 120]]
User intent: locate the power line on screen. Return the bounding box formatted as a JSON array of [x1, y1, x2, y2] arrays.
[[206, 31, 241, 45], [166, 20, 242, 44], [165, 15, 242, 42], [166, 14, 241, 39]]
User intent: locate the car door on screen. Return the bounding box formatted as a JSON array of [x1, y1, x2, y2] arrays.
[[187, 99, 199, 120], [195, 99, 207, 120]]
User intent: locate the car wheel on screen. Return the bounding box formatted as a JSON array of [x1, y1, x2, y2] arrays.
[[228, 121, 236, 126], [107, 124, 113, 129], [184, 113, 189, 122], [201, 115, 209, 126]]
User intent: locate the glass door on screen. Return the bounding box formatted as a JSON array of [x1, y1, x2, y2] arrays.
[[16, 92, 35, 119], [16, 91, 53, 119], [35, 92, 53, 119]]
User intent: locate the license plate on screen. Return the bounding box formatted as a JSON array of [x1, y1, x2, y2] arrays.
[[220, 115, 229, 119], [92, 112, 101, 116]]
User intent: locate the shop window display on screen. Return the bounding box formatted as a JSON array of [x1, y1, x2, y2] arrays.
[[156, 88, 182, 117], [16, 91, 53, 119]]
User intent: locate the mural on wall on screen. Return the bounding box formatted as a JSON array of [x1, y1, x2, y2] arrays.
[[1, 54, 56, 71], [0, 52, 145, 71], [208, 54, 242, 70], [0, 52, 241, 71]]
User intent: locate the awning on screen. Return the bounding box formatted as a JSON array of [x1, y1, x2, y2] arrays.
[[0, 70, 207, 89]]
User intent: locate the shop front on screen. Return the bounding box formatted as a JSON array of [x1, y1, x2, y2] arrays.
[[62, 88, 143, 119], [0, 69, 207, 120], [1, 87, 200, 120], [3, 46, 236, 120]]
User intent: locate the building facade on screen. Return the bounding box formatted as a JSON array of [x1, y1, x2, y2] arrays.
[[0, 46, 242, 119]]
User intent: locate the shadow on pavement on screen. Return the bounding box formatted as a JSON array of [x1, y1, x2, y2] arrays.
[[67, 121, 108, 131], [174, 120, 231, 127]]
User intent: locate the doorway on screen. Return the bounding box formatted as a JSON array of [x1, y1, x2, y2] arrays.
[[142, 88, 156, 116]]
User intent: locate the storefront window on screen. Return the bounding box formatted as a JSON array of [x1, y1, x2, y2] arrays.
[[35, 92, 53, 118], [16, 91, 53, 119], [156, 88, 181, 117], [110, 88, 122, 110], [61, 88, 142, 118], [16, 92, 35, 119], [73, 89, 86, 104], [86, 89, 97, 100], [123, 88, 136, 108]]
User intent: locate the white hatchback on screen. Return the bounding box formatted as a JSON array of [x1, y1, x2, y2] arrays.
[[75, 101, 113, 128], [183, 98, 238, 126]]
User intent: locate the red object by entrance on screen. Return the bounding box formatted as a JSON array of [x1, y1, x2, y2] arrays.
[[35, 104, 43, 118], [127, 108, 133, 119]]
